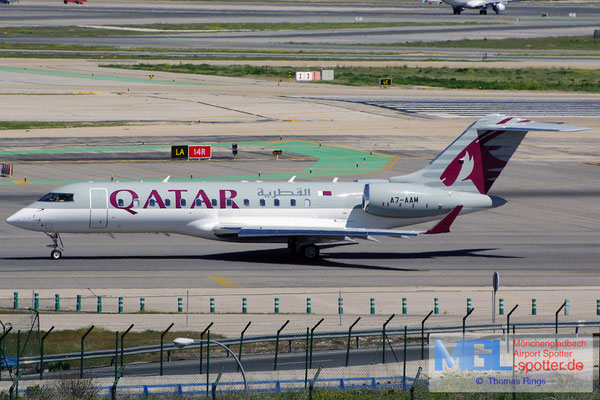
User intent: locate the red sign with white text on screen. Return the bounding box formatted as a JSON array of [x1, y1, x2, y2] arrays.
[[188, 145, 211, 160]]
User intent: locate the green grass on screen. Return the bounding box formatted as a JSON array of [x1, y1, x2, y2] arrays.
[[0, 22, 472, 38], [106, 63, 600, 92], [395, 35, 600, 51], [0, 121, 132, 130]]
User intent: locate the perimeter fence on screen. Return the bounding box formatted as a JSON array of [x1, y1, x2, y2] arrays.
[[1, 309, 599, 398]]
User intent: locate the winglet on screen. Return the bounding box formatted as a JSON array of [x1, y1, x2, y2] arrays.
[[425, 205, 463, 235]]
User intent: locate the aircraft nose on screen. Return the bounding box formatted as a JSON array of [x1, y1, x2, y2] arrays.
[[6, 208, 35, 229]]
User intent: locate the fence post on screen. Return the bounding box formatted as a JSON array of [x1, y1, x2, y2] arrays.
[[304, 327, 309, 389], [370, 298, 375, 315], [306, 298, 311, 314], [274, 298, 279, 314], [0, 327, 13, 381], [120, 324, 134, 371], [206, 330, 211, 397], [434, 298, 439, 314], [274, 320, 290, 371], [200, 322, 214, 374], [114, 331, 119, 382], [308, 366, 322, 400], [9, 370, 23, 400], [421, 310, 433, 360], [80, 325, 95, 379], [403, 325, 407, 391], [39, 326, 54, 380], [118, 297, 123, 314], [211, 365, 225, 400], [160, 323, 174, 376], [463, 308, 475, 338], [237, 321, 251, 371], [77, 294, 81, 312], [309, 318, 324, 368], [382, 314, 395, 364], [556, 301, 566, 334], [532, 299, 536, 315], [506, 305, 518, 352], [345, 317, 361, 367], [410, 366, 422, 400]]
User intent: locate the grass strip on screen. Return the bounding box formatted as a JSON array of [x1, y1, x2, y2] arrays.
[[107, 63, 600, 92], [0, 22, 473, 38], [0, 121, 131, 130]]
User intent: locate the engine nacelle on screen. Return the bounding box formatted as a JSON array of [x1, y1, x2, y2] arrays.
[[362, 183, 497, 218], [492, 3, 505, 12], [362, 183, 451, 218]]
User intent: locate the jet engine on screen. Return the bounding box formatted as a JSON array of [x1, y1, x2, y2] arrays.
[[362, 183, 449, 218], [492, 3, 505, 12]]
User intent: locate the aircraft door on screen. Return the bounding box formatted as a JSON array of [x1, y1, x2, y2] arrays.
[[89, 188, 108, 228]]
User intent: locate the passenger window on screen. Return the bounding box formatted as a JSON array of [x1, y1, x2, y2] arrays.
[[181, 199, 186, 207], [244, 199, 250, 206], [211, 199, 217, 207], [260, 199, 265, 206], [149, 199, 155, 207], [165, 199, 171, 207], [274, 199, 280, 206], [118, 199, 124, 207], [304, 199, 311, 207], [226, 199, 232, 207], [134, 199, 140, 207], [291, 199, 296, 207], [195, 199, 202, 207]]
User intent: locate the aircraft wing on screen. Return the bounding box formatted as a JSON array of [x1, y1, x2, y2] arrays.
[[214, 206, 463, 241]]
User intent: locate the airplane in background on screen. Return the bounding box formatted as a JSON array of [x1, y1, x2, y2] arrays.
[[7, 114, 588, 260], [424, 0, 510, 15]]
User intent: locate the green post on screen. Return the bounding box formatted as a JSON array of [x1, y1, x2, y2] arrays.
[[120, 324, 134, 370], [402, 298, 407, 314], [237, 321, 251, 371], [177, 298, 182, 313], [345, 317, 361, 367], [304, 327, 309, 388], [338, 297, 343, 315], [140, 297, 145, 312], [77, 294, 81, 311], [307, 297, 312, 314], [210, 298, 215, 313], [242, 298, 247, 313], [54, 294, 60, 311], [118, 297, 123, 313], [565, 299, 569, 315], [309, 318, 324, 368], [34, 293, 39, 310], [114, 331, 119, 382], [274, 320, 289, 371], [16, 329, 20, 393], [13, 292, 18, 309], [597, 300, 600, 316], [274, 298, 279, 314], [370, 298, 375, 315], [499, 298, 504, 315], [532, 299, 537, 315], [97, 296, 102, 313], [467, 298, 472, 313], [206, 330, 210, 397], [434, 298, 439, 314], [160, 323, 174, 376]]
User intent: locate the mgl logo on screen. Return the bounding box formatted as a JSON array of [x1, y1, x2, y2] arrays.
[[434, 339, 512, 371]]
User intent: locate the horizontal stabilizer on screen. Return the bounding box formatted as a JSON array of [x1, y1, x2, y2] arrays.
[[425, 205, 463, 235]]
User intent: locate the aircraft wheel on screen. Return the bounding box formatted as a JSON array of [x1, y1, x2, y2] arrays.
[[50, 250, 62, 260], [301, 245, 320, 260]]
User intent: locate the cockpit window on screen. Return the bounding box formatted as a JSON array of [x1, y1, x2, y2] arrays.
[[39, 193, 74, 202]]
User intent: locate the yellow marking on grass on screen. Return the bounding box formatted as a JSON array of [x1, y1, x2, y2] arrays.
[[208, 276, 241, 288]]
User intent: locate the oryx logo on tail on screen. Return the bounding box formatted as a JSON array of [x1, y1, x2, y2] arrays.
[[440, 131, 508, 194]]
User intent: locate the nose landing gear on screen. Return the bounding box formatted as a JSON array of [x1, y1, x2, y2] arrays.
[[45, 232, 64, 260]]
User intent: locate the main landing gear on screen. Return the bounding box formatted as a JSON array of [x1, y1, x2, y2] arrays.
[[45, 232, 64, 260], [452, 6, 462, 14], [288, 240, 320, 261]]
